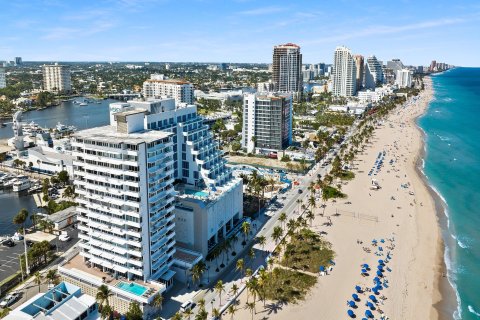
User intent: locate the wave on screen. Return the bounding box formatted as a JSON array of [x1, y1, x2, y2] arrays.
[[443, 97, 453, 102], [457, 239, 468, 249], [430, 184, 448, 206], [468, 305, 480, 317], [445, 246, 462, 320]]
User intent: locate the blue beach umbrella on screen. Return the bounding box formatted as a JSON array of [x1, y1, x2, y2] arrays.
[[320, 266, 325, 272], [347, 309, 355, 318], [352, 293, 360, 301], [355, 285, 362, 293], [363, 264, 370, 269], [376, 271, 383, 277], [378, 259, 384, 265], [348, 300, 356, 308], [369, 295, 377, 302], [366, 301, 376, 310], [365, 309, 374, 318]]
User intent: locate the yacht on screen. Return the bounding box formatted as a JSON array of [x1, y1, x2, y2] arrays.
[[79, 102, 88, 106], [22, 121, 44, 137], [13, 179, 31, 192], [55, 122, 76, 135]]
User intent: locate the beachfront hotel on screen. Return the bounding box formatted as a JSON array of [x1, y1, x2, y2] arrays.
[[332, 46, 357, 97], [143, 74, 194, 104], [242, 92, 293, 154], [396, 69, 413, 88], [42, 63, 72, 93], [0, 67, 6, 88], [364, 55, 385, 89]]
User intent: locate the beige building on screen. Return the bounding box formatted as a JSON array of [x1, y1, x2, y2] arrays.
[[354, 54, 364, 91], [143, 74, 194, 104], [42, 63, 72, 92]]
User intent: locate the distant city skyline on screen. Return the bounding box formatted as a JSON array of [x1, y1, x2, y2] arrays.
[[1, 0, 479, 66]]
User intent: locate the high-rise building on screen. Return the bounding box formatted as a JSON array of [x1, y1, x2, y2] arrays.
[[430, 60, 437, 72], [257, 81, 275, 92], [272, 43, 303, 96], [242, 93, 293, 153], [332, 46, 357, 97], [15, 57, 22, 66], [396, 69, 413, 88], [42, 63, 71, 92], [364, 55, 384, 89], [353, 54, 364, 91], [0, 68, 6, 89], [143, 74, 194, 104], [386, 59, 404, 73]]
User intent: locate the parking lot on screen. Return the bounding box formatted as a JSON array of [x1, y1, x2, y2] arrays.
[[0, 228, 78, 285]]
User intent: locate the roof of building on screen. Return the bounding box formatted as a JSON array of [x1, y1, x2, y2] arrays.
[[45, 206, 76, 224], [73, 125, 172, 144], [144, 79, 192, 85]]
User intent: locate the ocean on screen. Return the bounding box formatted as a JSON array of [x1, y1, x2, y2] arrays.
[[419, 68, 480, 319]]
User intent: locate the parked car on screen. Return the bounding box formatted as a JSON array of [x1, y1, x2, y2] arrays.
[[297, 189, 303, 194], [180, 300, 195, 312], [1, 239, 15, 247], [59, 234, 71, 242], [26, 240, 34, 247], [0, 292, 20, 308]]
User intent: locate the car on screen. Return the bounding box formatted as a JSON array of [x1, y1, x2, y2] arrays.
[[1, 239, 15, 247], [180, 300, 195, 312], [26, 240, 34, 247], [297, 189, 303, 194], [0, 292, 20, 308], [59, 234, 71, 242], [49, 243, 57, 250]]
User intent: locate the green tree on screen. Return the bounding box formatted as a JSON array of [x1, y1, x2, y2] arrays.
[[214, 280, 225, 305], [272, 226, 283, 244], [13, 208, 29, 232], [34, 271, 43, 292], [46, 269, 59, 286], [241, 221, 251, 245], [96, 284, 113, 307], [227, 304, 238, 320], [57, 170, 70, 186], [125, 301, 142, 320]]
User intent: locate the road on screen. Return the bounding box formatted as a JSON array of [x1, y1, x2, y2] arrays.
[[174, 123, 359, 318]]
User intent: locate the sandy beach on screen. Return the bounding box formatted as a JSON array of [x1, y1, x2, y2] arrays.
[[233, 78, 448, 319]]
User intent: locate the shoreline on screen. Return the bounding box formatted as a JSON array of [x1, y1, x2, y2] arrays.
[[413, 77, 458, 319]]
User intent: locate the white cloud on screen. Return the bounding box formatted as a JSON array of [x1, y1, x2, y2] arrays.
[[239, 5, 286, 16]]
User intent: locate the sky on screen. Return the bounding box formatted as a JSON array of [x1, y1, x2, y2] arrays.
[[1, 0, 479, 66]]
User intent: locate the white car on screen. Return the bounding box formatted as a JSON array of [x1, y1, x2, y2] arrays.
[[59, 234, 71, 242], [0, 292, 20, 308]]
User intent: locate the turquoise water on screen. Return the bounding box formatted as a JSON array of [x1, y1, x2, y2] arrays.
[[184, 189, 209, 197], [419, 68, 480, 319], [116, 282, 148, 296]]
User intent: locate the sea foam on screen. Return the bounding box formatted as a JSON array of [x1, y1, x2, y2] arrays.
[[468, 305, 480, 317]]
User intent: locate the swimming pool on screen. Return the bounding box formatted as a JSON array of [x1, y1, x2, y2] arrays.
[[184, 189, 209, 197], [116, 282, 148, 296]]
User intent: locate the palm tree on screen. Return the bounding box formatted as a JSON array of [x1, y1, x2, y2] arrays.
[[172, 312, 184, 320], [151, 293, 163, 311], [245, 301, 256, 319], [256, 235, 266, 254], [183, 308, 193, 320], [272, 226, 283, 244], [248, 248, 255, 262], [241, 221, 251, 245], [279, 212, 287, 229], [227, 304, 238, 320], [306, 210, 315, 226], [96, 284, 113, 307], [230, 283, 239, 298], [246, 278, 258, 304], [13, 208, 29, 233], [45, 269, 59, 286], [286, 219, 297, 235], [211, 308, 220, 319], [308, 195, 316, 210], [257, 269, 269, 307], [34, 271, 43, 292], [191, 261, 206, 287], [215, 280, 226, 305], [100, 305, 112, 320]]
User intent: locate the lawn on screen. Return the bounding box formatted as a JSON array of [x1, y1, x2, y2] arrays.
[[322, 185, 346, 200], [281, 228, 335, 273], [337, 170, 355, 180], [263, 268, 317, 303]]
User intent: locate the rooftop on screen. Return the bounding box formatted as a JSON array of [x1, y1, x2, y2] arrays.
[[73, 125, 172, 144], [144, 79, 192, 85], [45, 206, 76, 224]]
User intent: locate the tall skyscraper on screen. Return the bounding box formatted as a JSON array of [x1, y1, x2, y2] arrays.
[[42, 63, 71, 92], [272, 43, 303, 96], [332, 46, 357, 97], [396, 69, 413, 88], [353, 54, 364, 91], [242, 93, 293, 153], [364, 55, 384, 89], [143, 74, 194, 104], [386, 59, 404, 73], [0, 68, 6, 89], [430, 60, 437, 72], [15, 57, 22, 66]]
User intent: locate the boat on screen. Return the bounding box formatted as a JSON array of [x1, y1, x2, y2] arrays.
[[55, 122, 76, 135], [1, 123, 6, 127], [79, 102, 88, 106], [13, 179, 31, 192], [22, 121, 44, 137]]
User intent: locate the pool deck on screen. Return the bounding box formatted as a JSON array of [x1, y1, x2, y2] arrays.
[[62, 254, 162, 297]]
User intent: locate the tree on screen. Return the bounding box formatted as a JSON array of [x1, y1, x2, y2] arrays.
[[63, 185, 75, 199], [171, 312, 183, 320], [100, 305, 112, 320], [279, 212, 287, 230], [183, 308, 193, 319], [125, 301, 142, 320], [236, 258, 245, 280], [241, 221, 251, 245], [248, 247, 255, 262], [306, 210, 315, 226], [151, 293, 163, 311], [227, 304, 238, 320], [34, 271, 43, 292], [211, 308, 220, 319], [13, 208, 29, 232], [256, 235, 266, 253], [230, 283, 239, 298], [245, 301, 256, 320], [191, 261, 206, 288], [215, 280, 225, 305], [96, 284, 113, 307], [46, 269, 59, 286], [272, 226, 283, 244]]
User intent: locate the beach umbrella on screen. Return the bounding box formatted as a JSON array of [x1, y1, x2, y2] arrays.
[[348, 300, 356, 308], [369, 295, 377, 302], [380, 239, 385, 243], [330, 259, 336, 265], [377, 266, 384, 271], [363, 264, 370, 269], [366, 301, 375, 310], [372, 239, 377, 243], [378, 259, 384, 265], [355, 285, 362, 293], [365, 309, 374, 318], [377, 271, 383, 277], [347, 309, 355, 318], [352, 293, 360, 301], [319, 266, 325, 272]]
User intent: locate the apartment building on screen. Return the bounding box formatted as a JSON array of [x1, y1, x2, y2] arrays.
[[242, 93, 293, 154], [42, 63, 72, 92], [396, 69, 413, 88], [353, 54, 364, 91], [0, 67, 6, 88], [272, 43, 303, 96], [365, 55, 384, 89], [332, 46, 357, 97], [143, 74, 194, 104]]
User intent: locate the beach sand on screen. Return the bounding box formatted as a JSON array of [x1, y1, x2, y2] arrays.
[[233, 78, 448, 320]]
